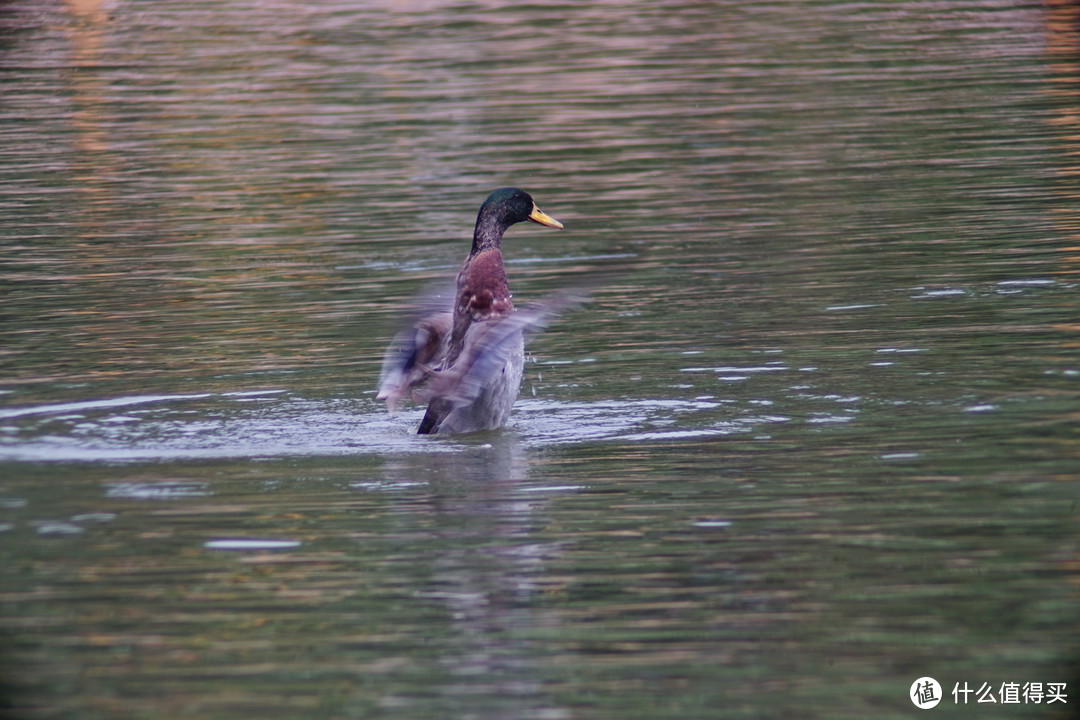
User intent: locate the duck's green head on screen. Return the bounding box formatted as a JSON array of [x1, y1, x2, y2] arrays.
[[474, 188, 563, 250]]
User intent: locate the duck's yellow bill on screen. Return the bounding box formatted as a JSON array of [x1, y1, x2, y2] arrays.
[[529, 205, 564, 229]]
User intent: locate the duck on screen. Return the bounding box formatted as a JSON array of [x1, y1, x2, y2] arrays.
[[377, 187, 565, 435]]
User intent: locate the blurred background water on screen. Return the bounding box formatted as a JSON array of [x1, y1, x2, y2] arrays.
[[1, 0, 1078, 718]]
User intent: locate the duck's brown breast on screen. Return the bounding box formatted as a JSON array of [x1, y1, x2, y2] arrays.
[[456, 248, 513, 322]]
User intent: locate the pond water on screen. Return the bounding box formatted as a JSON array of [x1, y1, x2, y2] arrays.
[[2, 0, 1078, 718]]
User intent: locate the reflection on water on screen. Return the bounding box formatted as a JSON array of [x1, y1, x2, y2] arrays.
[[1, 0, 1078, 717], [376, 443, 561, 718]]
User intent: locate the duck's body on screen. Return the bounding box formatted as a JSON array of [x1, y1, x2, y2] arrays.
[[377, 188, 563, 435]]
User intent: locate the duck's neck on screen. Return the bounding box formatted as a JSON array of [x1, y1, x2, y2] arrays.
[[471, 215, 507, 255]]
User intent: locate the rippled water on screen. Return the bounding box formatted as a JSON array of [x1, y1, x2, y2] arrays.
[[2, 1, 1078, 718]]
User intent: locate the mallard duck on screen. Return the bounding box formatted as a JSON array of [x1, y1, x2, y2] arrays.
[[377, 187, 564, 435]]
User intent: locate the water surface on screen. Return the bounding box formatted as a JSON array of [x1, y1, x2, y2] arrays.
[[1, 1, 1078, 718]]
